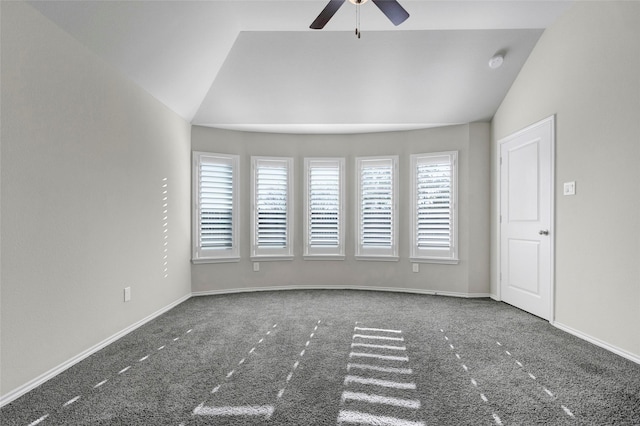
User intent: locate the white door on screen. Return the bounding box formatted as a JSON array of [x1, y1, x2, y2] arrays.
[[500, 116, 554, 320]]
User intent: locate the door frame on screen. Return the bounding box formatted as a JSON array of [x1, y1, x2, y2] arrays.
[[496, 115, 556, 323]]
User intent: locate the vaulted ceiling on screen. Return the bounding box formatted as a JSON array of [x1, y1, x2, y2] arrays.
[[28, 1, 572, 134]]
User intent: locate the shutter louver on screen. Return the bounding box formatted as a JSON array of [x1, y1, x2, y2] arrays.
[[360, 162, 393, 248], [416, 161, 452, 249], [256, 163, 288, 248], [309, 164, 340, 247], [200, 161, 234, 249]]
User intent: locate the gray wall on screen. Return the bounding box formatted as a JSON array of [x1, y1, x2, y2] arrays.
[[191, 124, 490, 296], [0, 2, 192, 398], [491, 1, 640, 358]]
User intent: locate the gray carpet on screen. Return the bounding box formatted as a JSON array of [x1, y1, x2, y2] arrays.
[[2, 290, 639, 425]]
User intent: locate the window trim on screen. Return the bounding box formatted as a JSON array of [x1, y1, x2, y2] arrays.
[[303, 157, 346, 260], [250, 156, 294, 261], [410, 151, 459, 264], [355, 155, 399, 261], [192, 151, 240, 264]]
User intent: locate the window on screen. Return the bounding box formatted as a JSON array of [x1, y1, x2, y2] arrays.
[[192, 152, 239, 263], [410, 151, 458, 263], [355, 156, 399, 260], [251, 157, 294, 260], [304, 158, 345, 259]]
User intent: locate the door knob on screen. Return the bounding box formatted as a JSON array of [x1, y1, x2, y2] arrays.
[[539, 230, 549, 235]]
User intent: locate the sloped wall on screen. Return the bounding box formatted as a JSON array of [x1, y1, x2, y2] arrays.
[[491, 1, 640, 359], [1, 2, 192, 399]]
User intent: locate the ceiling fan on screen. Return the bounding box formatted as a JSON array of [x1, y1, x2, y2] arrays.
[[310, 0, 410, 32]]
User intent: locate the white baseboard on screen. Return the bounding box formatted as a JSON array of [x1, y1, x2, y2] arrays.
[[553, 321, 640, 365], [0, 293, 191, 408], [192, 285, 491, 299]]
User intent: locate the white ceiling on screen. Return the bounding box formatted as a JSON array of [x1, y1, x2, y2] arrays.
[[28, 0, 572, 134]]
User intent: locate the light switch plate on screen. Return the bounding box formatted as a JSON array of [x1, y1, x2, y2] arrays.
[[124, 287, 131, 302], [563, 181, 576, 196], [412, 263, 419, 273]]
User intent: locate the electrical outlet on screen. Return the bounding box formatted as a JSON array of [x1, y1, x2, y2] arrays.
[[253, 262, 260, 272], [412, 263, 419, 273], [124, 287, 131, 302], [563, 181, 576, 196]]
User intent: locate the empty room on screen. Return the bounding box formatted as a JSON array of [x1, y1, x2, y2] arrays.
[[1, 0, 639, 425]]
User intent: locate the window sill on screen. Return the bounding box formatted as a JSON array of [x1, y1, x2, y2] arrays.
[[250, 256, 294, 262], [192, 257, 240, 264], [303, 255, 346, 261], [410, 257, 459, 265], [355, 256, 399, 262]]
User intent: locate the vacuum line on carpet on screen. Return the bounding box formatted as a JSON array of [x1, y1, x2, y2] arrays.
[[351, 343, 407, 351], [562, 405, 575, 417], [354, 327, 402, 334], [494, 339, 576, 419], [93, 379, 108, 388], [440, 329, 504, 424], [337, 409, 425, 426], [344, 375, 417, 390], [346, 363, 413, 375], [341, 391, 421, 409], [27, 414, 48, 426], [62, 396, 80, 407], [208, 324, 278, 394], [25, 326, 195, 426], [349, 352, 409, 362], [276, 319, 322, 401], [353, 334, 404, 342], [193, 403, 274, 419]]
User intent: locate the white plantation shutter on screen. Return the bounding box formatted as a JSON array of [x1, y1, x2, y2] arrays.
[[192, 152, 239, 263], [411, 152, 458, 263], [304, 158, 345, 258], [416, 160, 452, 248], [252, 157, 294, 259], [200, 162, 233, 248], [256, 163, 288, 247], [355, 156, 399, 260]]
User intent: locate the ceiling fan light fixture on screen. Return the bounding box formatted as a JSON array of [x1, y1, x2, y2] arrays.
[[348, 0, 369, 4]]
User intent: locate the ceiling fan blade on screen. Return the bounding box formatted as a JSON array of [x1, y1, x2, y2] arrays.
[[372, 0, 410, 26], [310, 0, 346, 29]]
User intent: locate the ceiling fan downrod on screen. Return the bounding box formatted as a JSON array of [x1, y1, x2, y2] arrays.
[[355, 0, 362, 38]]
